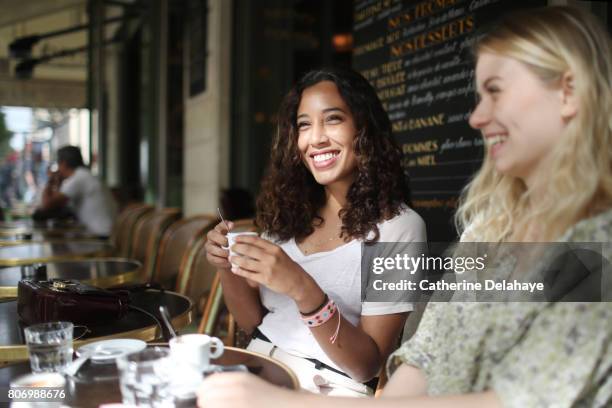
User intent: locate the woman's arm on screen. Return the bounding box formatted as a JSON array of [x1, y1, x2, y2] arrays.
[[216, 267, 265, 333], [230, 235, 409, 382], [299, 278, 408, 382], [205, 221, 265, 333], [382, 362, 428, 397], [197, 372, 503, 408]]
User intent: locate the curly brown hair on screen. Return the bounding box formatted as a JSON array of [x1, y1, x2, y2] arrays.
[[256, 67, 410, 243]]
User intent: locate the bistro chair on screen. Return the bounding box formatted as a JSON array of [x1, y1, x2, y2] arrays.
[[111, 204, 154, 257], [130, 208, 182, 281], [152, 215, 217, 290], [198, 272, 243, 348], [175, 223, 218, 307]]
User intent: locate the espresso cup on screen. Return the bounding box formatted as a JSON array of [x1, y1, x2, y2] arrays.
[[224, 231, 258, 267], [224, 231, 258, 256], [169, 334, 224, 372]]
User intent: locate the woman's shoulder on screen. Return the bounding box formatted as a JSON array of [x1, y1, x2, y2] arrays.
[[561, 207, 612, 242], [377, 205, 427, 242]]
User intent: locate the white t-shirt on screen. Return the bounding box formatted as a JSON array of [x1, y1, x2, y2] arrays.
[[60, 167, 117, 236], [257, 206, 427, 370]]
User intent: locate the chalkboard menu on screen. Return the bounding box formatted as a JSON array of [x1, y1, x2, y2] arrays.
[[352, 0, 545, 241]]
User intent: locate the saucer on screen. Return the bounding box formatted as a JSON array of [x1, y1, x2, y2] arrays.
[[78, 339, 147, 362]]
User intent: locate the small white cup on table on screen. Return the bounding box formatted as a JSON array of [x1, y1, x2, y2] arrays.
[[169, 334, 224, 372]]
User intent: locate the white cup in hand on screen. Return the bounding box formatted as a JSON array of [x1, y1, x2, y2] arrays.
[[223, 231, 258, 268], [169, 334, 224, 372]]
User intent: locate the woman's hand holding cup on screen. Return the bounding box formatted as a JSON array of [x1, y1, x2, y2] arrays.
[[229, 235, 318, 301], [205, 221, 260, 288], [205, 221, 234, 269]]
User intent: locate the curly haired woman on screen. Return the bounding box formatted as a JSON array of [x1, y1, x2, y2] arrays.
[[199, 6, 611, 408], [205, 67, 426, 396]]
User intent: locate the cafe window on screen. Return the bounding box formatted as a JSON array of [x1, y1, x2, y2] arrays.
[[188, 0, 209, 96]]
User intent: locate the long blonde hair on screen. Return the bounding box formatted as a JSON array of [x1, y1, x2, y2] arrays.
[[456, 6, 612, 242]]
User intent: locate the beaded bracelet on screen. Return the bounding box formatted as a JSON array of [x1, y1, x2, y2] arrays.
[[300, 296, 341, 344], [300, 294, 329, 316]]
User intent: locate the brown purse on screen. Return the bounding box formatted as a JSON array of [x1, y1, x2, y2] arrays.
[[17, 279, 131, 325]]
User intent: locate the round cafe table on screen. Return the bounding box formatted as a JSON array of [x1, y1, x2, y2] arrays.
[[0, 220, 97, 242], [0, 240, 114, 266], [0, 224, 30, 239], [0, 347, 298, 407], [0, 258, 143, 299], [0, 290, 192, 365]]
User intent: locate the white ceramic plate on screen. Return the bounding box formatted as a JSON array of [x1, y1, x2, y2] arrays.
[[78, 339, 147, 362]]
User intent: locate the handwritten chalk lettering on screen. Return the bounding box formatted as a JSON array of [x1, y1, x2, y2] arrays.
[[388, 111, 406, 120], [414, 0, 462, 20], [434, 83, 474, 101], [354, 17, 375, 31], [354, 36, 385, 56], [411, 91, 435, 107], [407, 75, 442, 93], [375, 71, 406, 89], [428, 7, 466, 28], [433, 41, 458, 57], [447, 111, 472, 123], [355, 0, 380, 11], [406, 50, 433, 67], [388, 101, 403, 111], [355, 0, 398, 23], [377, 84, 406, 101], [406, 41, 460, 69], [381, 60, 403, 75], [403, 157, 417, 167], [377, 2, 402, 20], [391, 16, 474, 57], [360, 67, 380, 80], [402, 22, 428, 39], [439, 137, 473, 154], [406, 65, 434, 80], [442, 68, 473, 84], [459, 34, 481, 51], [416, 154, 437, 166], [469, 0, 501, 11], [435, 56, 464, 72], [387, 30, 401, 44], [355, 1, 383, 23], [388, 0, 459, 30], [389, 11, 415, 30], [402, 138, 440, 153]]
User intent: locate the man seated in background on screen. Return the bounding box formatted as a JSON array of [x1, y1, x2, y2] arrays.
[[37, 145, 116, 238]]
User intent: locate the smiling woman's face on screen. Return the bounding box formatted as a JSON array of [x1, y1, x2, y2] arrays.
[[469, 52, 568, 186], [296, 80, 358, 187]]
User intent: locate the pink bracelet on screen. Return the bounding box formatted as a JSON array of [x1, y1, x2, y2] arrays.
[[301, 297, 341, 344]]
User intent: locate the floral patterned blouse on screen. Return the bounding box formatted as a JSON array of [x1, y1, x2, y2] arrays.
[[387, 210, 612, 407]]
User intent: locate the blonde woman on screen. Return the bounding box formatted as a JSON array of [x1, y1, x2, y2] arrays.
[[197, 6, 612, 408]]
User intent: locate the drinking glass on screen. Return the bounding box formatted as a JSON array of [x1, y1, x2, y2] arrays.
[[116, 347, 174, 408], [24, 321, 73, 374]]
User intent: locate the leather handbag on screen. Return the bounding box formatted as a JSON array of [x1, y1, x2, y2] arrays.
[[17, 279, 131, 325]]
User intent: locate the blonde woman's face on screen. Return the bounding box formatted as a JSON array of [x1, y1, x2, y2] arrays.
[[296, 81, 358, 187], [469, 52, 567, 187]]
